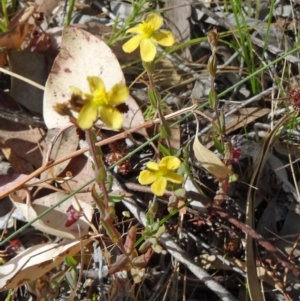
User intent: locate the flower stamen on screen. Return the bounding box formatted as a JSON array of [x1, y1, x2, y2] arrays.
[[70, 76, 129, 130]]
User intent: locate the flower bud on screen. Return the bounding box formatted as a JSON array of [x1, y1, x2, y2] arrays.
[[209, 89, 219, 109], [207, 28, 219, 52], [208, 54, 217, 77]]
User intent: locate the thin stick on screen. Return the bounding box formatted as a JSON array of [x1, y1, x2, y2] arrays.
[[0, 67, 45, 90]]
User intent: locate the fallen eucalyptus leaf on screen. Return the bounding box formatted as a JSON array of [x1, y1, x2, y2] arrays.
[[0, 239, 91, 291], [10, 191, 93, 239], [43, 26, 126, 129]]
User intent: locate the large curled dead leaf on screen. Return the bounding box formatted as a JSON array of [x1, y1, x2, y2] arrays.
[[43, 26, 126, 129], [193, 121, 230, 179], [0, 239, 91, 291], [10, 191, 93, 239]]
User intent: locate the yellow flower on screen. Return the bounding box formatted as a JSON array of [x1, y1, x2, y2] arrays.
[[71, 76, 129, 130], [138, 156, 184, 196], [122, 13, 175, 62]]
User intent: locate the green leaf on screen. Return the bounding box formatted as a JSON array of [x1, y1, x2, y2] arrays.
[[229, 173, 238, 182], [209, 90, 219, 109], [108, 194, 124, 203], [219, 110, 225, 133], [174, 188, 186, 198], [148, 89, 157, 107], [65, 255, 77, 267], [96, 156, 106, 183], [159, 124, 171, 139], [158, 142, 171, 156], [212, 135, 224, 154], [212, 121, 222, 135]]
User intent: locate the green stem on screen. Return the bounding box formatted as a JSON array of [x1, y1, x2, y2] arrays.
[[85, 129, 110, 211], [145, 61, 171, 147], [65, 0, 75, 26], [1, 0, 8, 27]]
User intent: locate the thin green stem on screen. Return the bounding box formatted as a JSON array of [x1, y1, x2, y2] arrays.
[[145, 61, 171, 146], [85, 129, 110, 211], [1, 0, 8, 27], [65, 0, 75, 26], [0, 20, 7, 32]]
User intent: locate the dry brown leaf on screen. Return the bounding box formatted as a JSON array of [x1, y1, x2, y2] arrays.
[[193, 120, 230, 179], [193, 136, 230, 179], [59, 154, 94, 203], [40, 126, 79, 181], [0, 6, 36, 67], [9, 6, 37, 28], [10, 191, 93, 239], [0, 118, 45, 168], [0, 7, 35, 48], [0, 174, 28, 195], [36, 0, 60, 17], [0, 21, 33, 66], [1, 147, 34, 174], [0, 239, 91, 291], [225, 107, 270, 134]]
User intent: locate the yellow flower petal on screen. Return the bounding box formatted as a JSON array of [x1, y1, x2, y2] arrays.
[[138, 170, 157, 185], [107, 83, 129, 105], [87, 76, 105, 93], [84, 93, 94, 103], [70, 86, 83, 96], [165, 171, 184, 184], [77, 103, 98, 130], [160, 156, 181, 170], [152, 30, 175, 47], [145, 14, 163, 31], [146, 162, 159, 170], [151, 177, 167, 196], [99, 106, 123, 129], [122, 35, 143, 53], [126, 26, 142, 34], [140, 38, 156, 62]]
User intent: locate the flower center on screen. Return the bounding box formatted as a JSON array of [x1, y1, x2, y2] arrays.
[[157, 165, 168, 176], [139, 21, 155, 38], [92, 88, 108, 106]]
